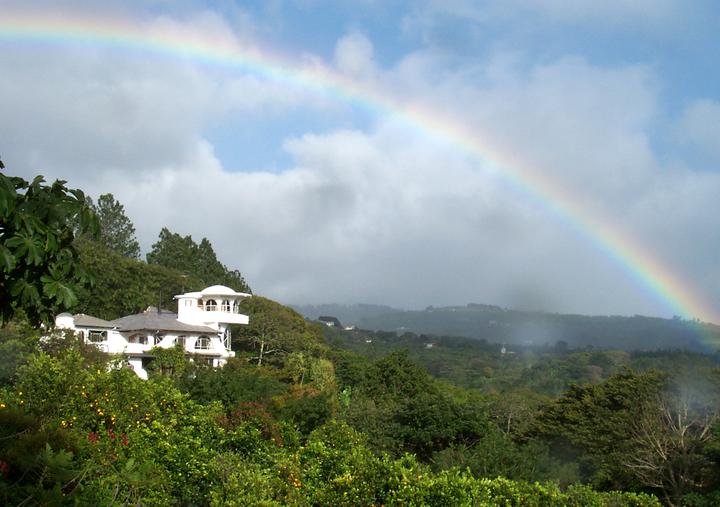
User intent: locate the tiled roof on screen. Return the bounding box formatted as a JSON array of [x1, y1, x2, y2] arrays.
[[109, 310, 216, 333], [73, 314, 115, 328]]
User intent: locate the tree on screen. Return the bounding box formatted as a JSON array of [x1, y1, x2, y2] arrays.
[[73, 239, 205, 319], [0, 160, 98, 325], [146, 228, 195, 274], [234, 296, 326, 367], [624, 389, 719, 505], [91, 193, 140, 259], [0, 312, 40, 385], [343, 351, 489, 460], [181, 358, 286, 411], [531, 369, 668, 489], [486, 388, 549, 436], [146, 228, 250, 293], [145, 345, 193, 380], [431, 430, 565, 484]]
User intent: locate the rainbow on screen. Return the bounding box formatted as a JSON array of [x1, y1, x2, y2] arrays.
[[1, 10, 717, 324]]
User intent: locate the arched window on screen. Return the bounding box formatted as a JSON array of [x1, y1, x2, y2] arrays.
[[205, 299, 217, 311], [221, 300, 230, 312], [194, 335, 211, 350]]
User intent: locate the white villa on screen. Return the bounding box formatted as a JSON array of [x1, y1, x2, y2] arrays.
[[54, 285, 251, 379]]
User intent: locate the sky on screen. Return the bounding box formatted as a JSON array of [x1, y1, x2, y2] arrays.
[[1, 0, 720, 321]]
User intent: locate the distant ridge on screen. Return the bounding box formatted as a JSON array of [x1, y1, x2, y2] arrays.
[[291, 303, 402, 327], [292, 302, 720, 352]]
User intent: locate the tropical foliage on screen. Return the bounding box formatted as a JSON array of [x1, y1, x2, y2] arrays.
[[0, 336, 663, 505], [0, 160, 98, 326], [3, 166, 720, 505]]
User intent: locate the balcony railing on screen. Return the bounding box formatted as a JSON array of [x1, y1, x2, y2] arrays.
[[198, 306, 244, 314]]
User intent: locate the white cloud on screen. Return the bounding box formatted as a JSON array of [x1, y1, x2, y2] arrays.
[[0, 48, 213, 180], [1, 5, 719, 321], [0, 10, 333, 182], [334, 31, 377, 78]]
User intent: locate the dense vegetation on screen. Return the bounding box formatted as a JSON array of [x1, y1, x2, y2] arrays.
[[1, 317, 672, 506], [1, 165, 718, 505], [325, 327, 720, 396]]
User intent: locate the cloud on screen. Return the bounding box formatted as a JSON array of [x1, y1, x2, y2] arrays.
[[334, 31, 377, 78], [0, 47, 213, 181], [0, 9, 335, 182], [1, 5, 719, 321]]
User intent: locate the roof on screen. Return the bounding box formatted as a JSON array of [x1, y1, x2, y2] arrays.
[[177, 291, 202, 299], [73, 314, 115, 328], [175, 285, 251, 299], [200, 285, 251, 298], [109, 310, 217, 334]]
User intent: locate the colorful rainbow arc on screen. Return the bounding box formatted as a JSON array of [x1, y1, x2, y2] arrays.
[[1, 11, 717, 324]]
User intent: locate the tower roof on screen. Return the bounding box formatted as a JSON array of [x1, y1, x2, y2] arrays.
[[175, 285, 251, 300], [202, 285, 248, 296]]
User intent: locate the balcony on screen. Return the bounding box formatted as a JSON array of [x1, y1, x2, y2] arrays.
[[188, 306, 249, 325], [202, 311, 249, 325]]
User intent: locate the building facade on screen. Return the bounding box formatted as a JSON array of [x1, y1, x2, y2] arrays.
[[54, 285, 251, 379]]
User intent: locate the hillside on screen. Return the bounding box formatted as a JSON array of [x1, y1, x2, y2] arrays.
[[295, 303, 720, 351]]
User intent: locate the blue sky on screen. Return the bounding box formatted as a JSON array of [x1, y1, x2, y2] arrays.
[[1, 0, 720, 321], [203, 0, 720, 171]]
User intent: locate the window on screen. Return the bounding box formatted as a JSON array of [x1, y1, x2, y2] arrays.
[[195, 357, 214, 368], [221, 300, 230, 312], [176, 335, 187, 348], [128, 333, 149, 345], [222, 329, 231, 349], [194, 335, 211, 350], [88, 330, 107, 343], [205, 299, 217, 311]]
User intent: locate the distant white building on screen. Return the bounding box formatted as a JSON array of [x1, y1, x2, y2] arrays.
[[318, 316, 342, 328], [54, 285, 250, 379]]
